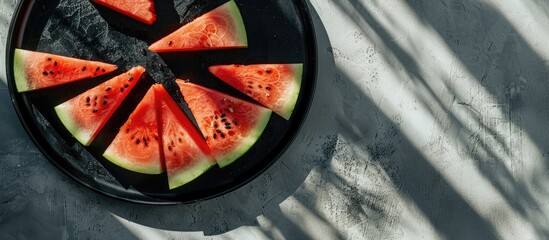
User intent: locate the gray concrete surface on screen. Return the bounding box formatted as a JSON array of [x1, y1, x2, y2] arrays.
[[3, 0, 549, 239]]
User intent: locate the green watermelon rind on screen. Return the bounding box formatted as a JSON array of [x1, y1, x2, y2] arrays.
[[13, 49, 30, 92], [103, 148, 164, 175], [224, 0, 248, 47], [54, 103, 94, 146], [279, 64, 303, 120], [168, 156, 215, 189], [217, 107, 272, 168]]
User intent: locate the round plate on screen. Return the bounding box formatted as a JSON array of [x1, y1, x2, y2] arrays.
[[6, 0, 316, 204]]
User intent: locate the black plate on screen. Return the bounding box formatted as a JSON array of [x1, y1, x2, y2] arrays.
[[6, 0, 316, 204]]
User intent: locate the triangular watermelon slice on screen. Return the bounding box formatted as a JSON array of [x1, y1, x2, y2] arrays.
[[176, 80, 272, 167], [13, 48, 117, 92], [155, 84, 215, 189], [149, 0, 247, 52], [103, 85, 163, 174], [55, 66, 145, 146], [209, 64, 303, 120], [90, 0, 157, 25]]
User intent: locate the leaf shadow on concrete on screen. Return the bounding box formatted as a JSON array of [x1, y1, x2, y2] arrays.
[[326, 0, 549, 238]]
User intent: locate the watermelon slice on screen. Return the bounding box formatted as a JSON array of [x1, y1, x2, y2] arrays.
[[148, 0, 247, 52], [13, 49, 117, 92], [155, 84, 215, 189], [209, 64, 303, 120], [55, 66, 145, 146], [103, 85, 163, 174], [176, 80, 271, 167], [90, 0, 157, 25]]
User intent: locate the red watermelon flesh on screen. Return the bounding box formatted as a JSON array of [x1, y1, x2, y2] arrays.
[[176, 80, 271, 167], [155, 84, 215, 189], [148, 0, 247, 52], [90, 0, 157, 25], [55, 66, 145, 146], [13, 48, 117, 92], [103, 85, 163, 174], [209, 64, 303, 120]]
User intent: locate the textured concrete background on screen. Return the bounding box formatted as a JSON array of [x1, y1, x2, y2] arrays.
[[3, 0, 549, 239]]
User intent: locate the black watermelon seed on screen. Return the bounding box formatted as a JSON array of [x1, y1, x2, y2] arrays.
[[266, 69, 272, 74], [124, 84, 129, 88], [136, 139, 141, 144], [92, 109, 98, 113], [168, 40, 173, 46], [221, 118, 227, 122], [42, 72, 48, 76], [126, 128, 130, 133], [102, 69, 105, 72], [266, 86, 272, 90], [248, 85, 253, 89], [95, 67, 100, 72], [103, 95, 108, 98], [47, 58, 52, 61], [216, 129, 221, 133], [86, 97, 90, 102], [49, 71, 54, 74], [168, 145, 172, 151], [82, 66, 86, 71], [120, 88, 124, 92], [129, 77, 133, 81], [226, 126, 232, 129], [54, 61, 57, 66], [233, 120, 238, 125], [106, 87, 111, 91], [213, 134, 217, 139], [220, 133, 226, 138], [103, 101, 107, 105], [221, 114, 226, 118], [213, 122, 218, 128]]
